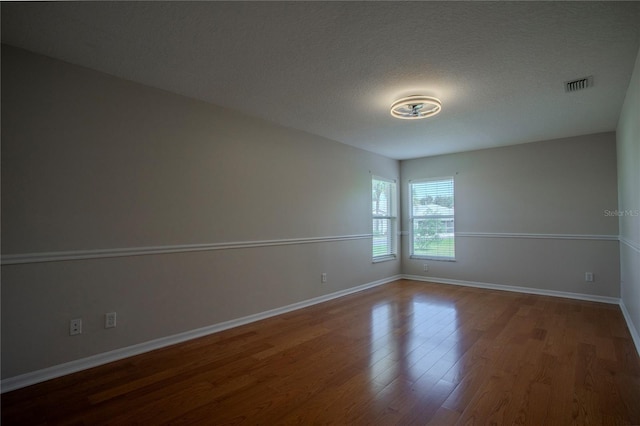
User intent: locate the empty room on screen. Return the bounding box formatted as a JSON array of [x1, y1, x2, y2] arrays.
[[1, 2, 639, 424]]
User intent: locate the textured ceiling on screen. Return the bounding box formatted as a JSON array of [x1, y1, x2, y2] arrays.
[[2, 2, 639, 160]]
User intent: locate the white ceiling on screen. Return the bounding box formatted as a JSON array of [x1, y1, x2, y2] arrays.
[[2, 2, 639, 160]]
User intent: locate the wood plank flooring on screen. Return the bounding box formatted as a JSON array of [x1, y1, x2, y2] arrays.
[[3, 279, 640, 425]]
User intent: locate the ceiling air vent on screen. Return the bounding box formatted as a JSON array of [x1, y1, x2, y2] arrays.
[[565, 76, 593, 92]]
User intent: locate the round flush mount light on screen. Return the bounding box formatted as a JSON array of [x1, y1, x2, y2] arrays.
[[390, 95, 442, 120]]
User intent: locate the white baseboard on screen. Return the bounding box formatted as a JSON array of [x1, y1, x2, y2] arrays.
[[403, 274, 640, 358], [402, 274, 621, 304], [0, 275, 400, 393], [4, 273, 636, 393], [619, 300, 640, 357]]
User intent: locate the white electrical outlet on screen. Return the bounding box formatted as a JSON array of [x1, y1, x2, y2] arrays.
[[423, 264, 429, 272], [105, 312, 117, 329], [585, 272, 594, 282], [70, 318, 82, 336], [321, 273, 327, 283]]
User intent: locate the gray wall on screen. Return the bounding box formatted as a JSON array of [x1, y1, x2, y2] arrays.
[[401, 133, 620, 297], [1, 46, 400, 379], [1, 43, 632, 383], [617, 45, 640, 343]]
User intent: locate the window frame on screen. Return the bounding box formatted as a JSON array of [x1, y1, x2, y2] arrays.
[[409, 176, 456, 261], [372, 175, 397, 263]]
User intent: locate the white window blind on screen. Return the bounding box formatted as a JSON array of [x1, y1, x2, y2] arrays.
[[410, 177, 455, 260], [372, 176, 396, 261]]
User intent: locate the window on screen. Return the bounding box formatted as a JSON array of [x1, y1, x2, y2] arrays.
[[410, 177, 455, 260], [372, 176, 397, 261]]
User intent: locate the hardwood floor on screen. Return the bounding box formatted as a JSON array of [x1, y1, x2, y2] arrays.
[[3, 279, 640, 425]]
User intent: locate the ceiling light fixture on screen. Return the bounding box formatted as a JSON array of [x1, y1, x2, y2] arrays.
[[390, 95, 442, 120]]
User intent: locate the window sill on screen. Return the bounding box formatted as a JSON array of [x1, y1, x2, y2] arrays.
[[410, 255, 456, 262], [372, 255, 397, 264]]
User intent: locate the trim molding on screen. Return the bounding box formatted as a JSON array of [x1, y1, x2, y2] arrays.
[[1, 234, 373, 265], [456, 232, 619, 241], [619, 299, 640, 358], [620, 236, 640, 254], [402, 274, 621, 304], [0, 274, 400, 393]]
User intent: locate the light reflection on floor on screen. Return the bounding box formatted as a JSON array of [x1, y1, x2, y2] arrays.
[[368, 294, 460, 394]]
